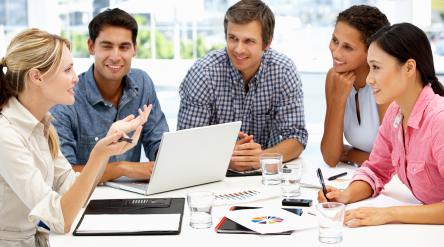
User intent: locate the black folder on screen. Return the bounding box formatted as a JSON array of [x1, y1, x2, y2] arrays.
[[73, 198, 185, 236]]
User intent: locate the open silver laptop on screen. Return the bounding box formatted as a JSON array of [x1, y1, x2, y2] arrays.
[[105, 121, 241, 195]]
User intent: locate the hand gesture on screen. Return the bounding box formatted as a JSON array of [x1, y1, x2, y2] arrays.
[[229, 132, 262, 171], [108, 104, 151, 135], [331, 71, 356, 103], [93, 126, 143, 159]]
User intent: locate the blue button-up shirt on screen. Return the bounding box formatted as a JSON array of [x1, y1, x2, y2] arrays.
[[177, 48, 307, 149], [51, 65, 169, 165]]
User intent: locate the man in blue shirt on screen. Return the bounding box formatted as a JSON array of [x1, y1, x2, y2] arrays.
[[177, 0, 307, 172], [51, 8, 169, 182]]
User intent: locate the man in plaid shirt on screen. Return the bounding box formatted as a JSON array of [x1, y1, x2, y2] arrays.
[[177, 0, 308, 172]]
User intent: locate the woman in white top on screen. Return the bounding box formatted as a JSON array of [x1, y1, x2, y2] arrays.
[[321, 5, 391, 167], [0, 29, 149, 246]]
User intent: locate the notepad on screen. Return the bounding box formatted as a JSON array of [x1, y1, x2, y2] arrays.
[[73, 198, 185, 236], [75, 214, 181, 234]]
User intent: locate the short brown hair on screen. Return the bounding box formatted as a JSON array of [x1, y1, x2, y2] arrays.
[[224, 0, 275, 46]]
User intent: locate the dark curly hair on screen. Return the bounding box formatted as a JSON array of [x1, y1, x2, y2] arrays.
[[337, 5, 389, 47]]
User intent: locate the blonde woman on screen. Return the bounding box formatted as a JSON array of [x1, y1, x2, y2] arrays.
[[0, 28, 149, 246]]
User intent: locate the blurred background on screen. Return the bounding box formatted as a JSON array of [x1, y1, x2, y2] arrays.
[[1, 0, 443, 159]]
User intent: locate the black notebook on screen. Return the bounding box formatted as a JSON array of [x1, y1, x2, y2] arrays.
[[73, 198, 185, 236], [215, 206, 303, 235]]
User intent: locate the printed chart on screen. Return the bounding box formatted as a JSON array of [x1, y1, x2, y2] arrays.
[[251, 216, 284, 224]]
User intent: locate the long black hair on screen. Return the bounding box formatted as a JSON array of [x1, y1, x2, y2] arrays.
[[368, 22, 444, 96]]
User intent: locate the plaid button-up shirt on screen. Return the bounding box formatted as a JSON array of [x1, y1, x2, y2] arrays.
[[177, 48, 307, 149]]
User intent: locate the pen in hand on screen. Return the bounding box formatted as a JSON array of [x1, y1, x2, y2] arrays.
[[317, 168, 329, 202], [118, 137, 133, 143], [327, 172, 347, 181]]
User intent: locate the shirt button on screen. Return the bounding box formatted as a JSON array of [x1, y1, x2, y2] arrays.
[[94, 137, 99, 141]]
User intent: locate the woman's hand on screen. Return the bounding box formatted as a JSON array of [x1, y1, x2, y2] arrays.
[[94, 126, 143, 159], [331, 71, 356, 103], [318, 186, 351, 204], [344, 207, 392, 227], [108, 104, 152, 135]]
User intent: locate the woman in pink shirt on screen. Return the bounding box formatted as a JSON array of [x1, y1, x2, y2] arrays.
[[318, 23, 444, 227]]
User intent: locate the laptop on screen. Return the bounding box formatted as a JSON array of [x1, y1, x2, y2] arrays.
[[105, 121, 242, 195]]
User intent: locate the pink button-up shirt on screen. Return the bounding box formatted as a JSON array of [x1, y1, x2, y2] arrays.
[[352, 85, 444, 204]]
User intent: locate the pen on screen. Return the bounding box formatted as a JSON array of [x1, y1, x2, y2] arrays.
[[118, 137, 133, 143], [327, 172, 347, 181], [316, 168, 329, 202]]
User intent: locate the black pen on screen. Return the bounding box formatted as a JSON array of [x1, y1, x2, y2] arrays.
[[328, 172, 347, 181], [118, 137, 133, 143], [317, 168, 329, 202]]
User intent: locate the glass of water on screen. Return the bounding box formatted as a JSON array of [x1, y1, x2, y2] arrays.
[[260, 153, 283, 185], [317, 202, 345, 244], [279, 163, 303, 198], [187, 191, 214, 229]]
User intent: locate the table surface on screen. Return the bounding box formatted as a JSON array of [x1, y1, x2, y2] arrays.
[[49, 159, 444, 247]]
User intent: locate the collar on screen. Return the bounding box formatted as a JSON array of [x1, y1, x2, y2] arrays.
[[84, 65, 138, 106], [1, 97, 52, 139], [407, 85, 435, 129], [226, 48, 269, 85]]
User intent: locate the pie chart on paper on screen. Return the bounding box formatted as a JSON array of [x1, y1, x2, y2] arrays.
[[251, 216, 284, 224]]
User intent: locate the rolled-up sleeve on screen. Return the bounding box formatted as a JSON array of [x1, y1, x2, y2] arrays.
[[431, 111, 444, 178], [140, 75, 169, 161], [273, 65, 308, 148], [0, 131, 71, 233], [177, 64, 214, 130], [53, 150, 78, 195], [352, 105, 396, 197]]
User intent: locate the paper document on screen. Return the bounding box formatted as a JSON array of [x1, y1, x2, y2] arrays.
[[214, 188, 280, 206], [76, 214, 181, 233], [225, 208, 317, 234]]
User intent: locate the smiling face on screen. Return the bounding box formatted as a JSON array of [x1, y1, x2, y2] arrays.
[[329, 21, 368, 73], [226, 20, 270, 82], [366, 43, 408, 104], [88, 25, 136, 85], [40, 44, 78, 106]]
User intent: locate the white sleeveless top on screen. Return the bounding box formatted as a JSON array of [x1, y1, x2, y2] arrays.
[[343, 84, 379, 153]]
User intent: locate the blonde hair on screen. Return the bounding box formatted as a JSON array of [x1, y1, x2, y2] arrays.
[[0, 28, 71, 159]]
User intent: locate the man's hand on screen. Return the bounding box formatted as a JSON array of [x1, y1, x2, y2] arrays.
[[229, 132, 262, 172], [119, 161, 154, 180]]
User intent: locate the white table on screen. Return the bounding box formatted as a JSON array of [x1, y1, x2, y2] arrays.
[[50, 161, 444, 247]]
